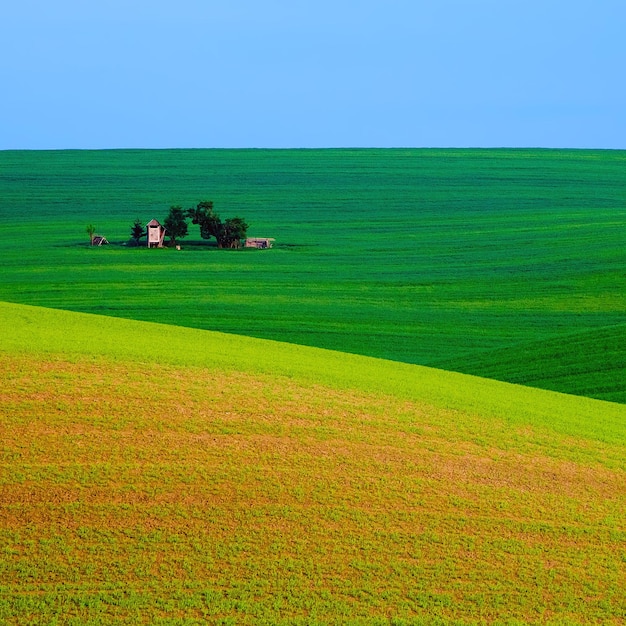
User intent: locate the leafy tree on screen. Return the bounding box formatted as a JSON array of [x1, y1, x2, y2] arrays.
[[220, 216, 249, 248], [86, 224, 96, 245], [163, 205, 188, 246], [187, 201, 220, 240], [130, 218, 145, 245], [187, 201, 248, 248]]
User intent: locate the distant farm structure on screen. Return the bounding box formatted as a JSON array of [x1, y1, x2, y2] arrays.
[[91, 235, 109, 246], [127, 209, 264, 249], [245, 237, 275, 249], [146, 219, 166, 248]]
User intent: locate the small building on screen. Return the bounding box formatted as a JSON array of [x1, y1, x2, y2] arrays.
[[146, 219, 166, 248], [92, 235, 109, 246], [245, 237, 275, 249]]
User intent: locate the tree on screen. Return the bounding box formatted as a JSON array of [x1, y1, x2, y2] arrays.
[[220, 216, 249, 248], [186, 201, 248, 248], [86, 224, 96, 245], [187, 201, 220, 241], [163, 205, 188, 246], [130, 218, 145, 245]]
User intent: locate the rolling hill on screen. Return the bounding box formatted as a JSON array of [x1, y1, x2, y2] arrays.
[[0, 148, 624, 402], [1, 301, 624, 624], [433, 323, 626, 404]]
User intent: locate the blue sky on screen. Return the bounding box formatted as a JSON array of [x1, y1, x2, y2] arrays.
[[1, 0, 624, 149]]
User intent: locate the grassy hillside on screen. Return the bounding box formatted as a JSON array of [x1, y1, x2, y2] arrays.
[[1, 302, 625, 624], [0, 148, 625, 402], [433, 323, 626, 404]]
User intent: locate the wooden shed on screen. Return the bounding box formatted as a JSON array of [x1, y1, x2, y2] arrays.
[[146, 219, 166, 248], [245, 237, 275, 249]]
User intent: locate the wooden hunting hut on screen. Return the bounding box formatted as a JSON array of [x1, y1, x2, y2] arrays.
[[245, 237, 275, 249], [146, 219, 166, 248]]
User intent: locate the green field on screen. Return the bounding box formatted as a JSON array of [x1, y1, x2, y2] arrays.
[[1, 148, 625, 623], [1, 148, 625, 401], [1, 302, 625, 624]]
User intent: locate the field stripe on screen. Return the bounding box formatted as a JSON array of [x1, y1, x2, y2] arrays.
[[2, 301, 624, 446]]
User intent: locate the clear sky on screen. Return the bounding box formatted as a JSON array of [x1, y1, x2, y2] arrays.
[[1, 0, 624, 149]]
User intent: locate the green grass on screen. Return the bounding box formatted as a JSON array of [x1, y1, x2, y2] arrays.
[[2, 148, 625, 623], [433, 323, 626, 403], [1, 302, 625, 624], [1, 148, 625, 402], [3, 301, 625, 447]]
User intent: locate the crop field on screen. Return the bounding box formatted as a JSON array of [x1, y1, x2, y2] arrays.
[[1, 303, 625, 625], [0, 149, 625, 622], [0, 148, 625, 402]]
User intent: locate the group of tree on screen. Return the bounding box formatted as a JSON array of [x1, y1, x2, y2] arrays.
[[129, 201, 249, 249], [186, 201, 248, 249]]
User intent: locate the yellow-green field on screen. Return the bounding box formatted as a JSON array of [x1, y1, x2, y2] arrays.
[[1, 302, 624, 624]]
